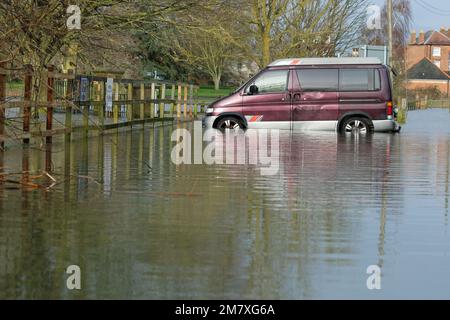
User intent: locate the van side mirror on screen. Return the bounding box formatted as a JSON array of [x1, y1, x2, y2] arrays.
[[249, 85, 259, 95]]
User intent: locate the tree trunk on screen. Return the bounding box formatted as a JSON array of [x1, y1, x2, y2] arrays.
[[262, 31, 271, 67], [213, 75, 221, 91]]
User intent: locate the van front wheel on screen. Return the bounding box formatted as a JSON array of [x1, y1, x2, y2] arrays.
[[340, 117, 373, 135], [216, 117, 245, 131]]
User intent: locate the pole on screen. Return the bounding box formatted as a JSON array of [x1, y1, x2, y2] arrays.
[[46, 66, 54, 144], [0, 62, 6, 150], [23, 65, 33, 144], [387, 0, 393, 67]]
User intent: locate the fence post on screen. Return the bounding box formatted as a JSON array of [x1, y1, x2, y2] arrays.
[[83, 103, 89, 136], [189, 84, 193, 118], [23, 65, 33, 144], [184, 85, 188, 118], [127, 83, 133, 122], [140, 83, 145, 121], [99, 80, 105, 128], [65, 70, 74, 138], [160, 84, 166, 119], [113, 82, 119, 124], [401, 98, 407, 110], [177, 85, 182, 119], [170, 84, 175, 117], [0, 62, 6, 150], [193, 86, 198, 118], [150, 83, 156, 119], [46, 66, 54, 144]]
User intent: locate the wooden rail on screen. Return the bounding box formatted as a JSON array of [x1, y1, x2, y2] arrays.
[[0, 66, 209, 147]]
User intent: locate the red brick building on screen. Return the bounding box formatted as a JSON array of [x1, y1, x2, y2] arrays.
[[406, 28, 450, 97]]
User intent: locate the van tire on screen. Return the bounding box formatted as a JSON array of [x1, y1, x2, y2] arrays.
[[340, 117, 374, 135], [216, 116, 245, 131]]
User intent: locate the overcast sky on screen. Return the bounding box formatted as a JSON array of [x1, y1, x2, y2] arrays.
[[373, 0, 450, 31]]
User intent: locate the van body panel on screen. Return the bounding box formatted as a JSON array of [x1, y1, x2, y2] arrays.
[[290, 69, 339, 122], [208, 93, 243, 118], [337, 66, 391, 121], [241, 69, 291, 124]]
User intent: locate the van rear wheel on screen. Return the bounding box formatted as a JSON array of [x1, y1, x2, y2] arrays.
[[340, 117, 373, 135], [216, 117, 245, 131]]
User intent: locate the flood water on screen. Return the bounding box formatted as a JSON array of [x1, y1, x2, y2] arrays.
[[1, 109, 450, 299]]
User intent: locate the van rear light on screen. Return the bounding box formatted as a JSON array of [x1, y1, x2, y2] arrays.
[[387, 101, 393, 120]]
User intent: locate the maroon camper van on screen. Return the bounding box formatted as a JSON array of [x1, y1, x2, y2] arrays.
[[203, 58, 400, 134]]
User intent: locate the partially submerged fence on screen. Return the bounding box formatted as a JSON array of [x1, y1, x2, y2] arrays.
[[0, 64, 206, 149], [407, 99, 450, 111]]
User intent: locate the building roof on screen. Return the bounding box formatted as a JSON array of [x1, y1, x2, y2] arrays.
[[407, 58, 450, 80], [268, 57, 382, 67], [424, 31, 450, 45]]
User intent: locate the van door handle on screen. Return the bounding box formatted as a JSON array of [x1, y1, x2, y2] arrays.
[[282, 93, 292, 101]]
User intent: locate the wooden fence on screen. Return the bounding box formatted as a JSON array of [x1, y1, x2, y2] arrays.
[[0, 64, 207, 149], [406, 99, 450, 111]]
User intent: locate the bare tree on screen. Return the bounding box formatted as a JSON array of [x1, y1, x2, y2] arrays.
[[362, 0, 412, 59], [244, 0, 367, 68], [171, 2, 246, 90], [0, 0, 201, 102]]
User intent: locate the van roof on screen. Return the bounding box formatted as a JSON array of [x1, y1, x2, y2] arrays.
[[268, 57, 382, 67]]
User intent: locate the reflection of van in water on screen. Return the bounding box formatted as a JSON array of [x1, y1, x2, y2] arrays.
[[203, 58, 400, 134]]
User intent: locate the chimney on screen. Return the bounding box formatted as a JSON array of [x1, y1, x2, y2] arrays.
[[441, 26, 447, 34], [410, 30, 417, 44], [418, 30, 425, 44]]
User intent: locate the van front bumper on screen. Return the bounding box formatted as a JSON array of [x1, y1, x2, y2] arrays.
[[373, 120, 400, 133]]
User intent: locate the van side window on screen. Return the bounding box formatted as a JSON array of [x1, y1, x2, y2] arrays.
[[339, 69, 381, 91], [246, 70, 289, 94], [296, 69, 339, 92]]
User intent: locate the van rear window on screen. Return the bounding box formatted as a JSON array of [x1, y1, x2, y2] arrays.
[[296, 69, 339, 92], [339, 69, 381, 91]]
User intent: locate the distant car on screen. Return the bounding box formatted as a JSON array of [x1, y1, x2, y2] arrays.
[[203, 57, 400, 134]]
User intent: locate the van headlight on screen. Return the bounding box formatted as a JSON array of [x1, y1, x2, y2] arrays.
[[206, 107, 214, 115]]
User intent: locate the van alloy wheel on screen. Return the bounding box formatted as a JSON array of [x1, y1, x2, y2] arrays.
[[341, 117, 373, 135], [222, 119, 240, 130], [216, 117, 244, 131]]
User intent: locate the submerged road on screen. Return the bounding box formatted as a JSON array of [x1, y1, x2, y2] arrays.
[[0, 108, 450, 299]]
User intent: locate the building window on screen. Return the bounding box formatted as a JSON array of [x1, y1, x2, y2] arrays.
[[434, 60, 441, 68], [433, 47, 441, 57]]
